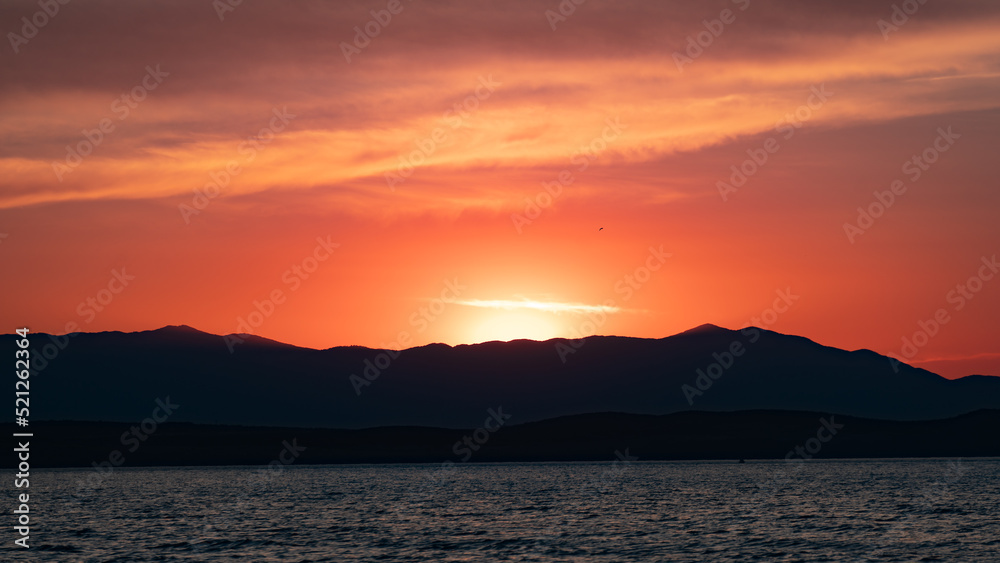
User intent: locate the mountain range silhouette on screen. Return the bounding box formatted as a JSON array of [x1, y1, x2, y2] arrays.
[[7, 323, 999, 428]]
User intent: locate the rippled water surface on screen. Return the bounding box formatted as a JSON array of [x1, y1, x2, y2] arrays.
[[5, 459, 1000, 561]]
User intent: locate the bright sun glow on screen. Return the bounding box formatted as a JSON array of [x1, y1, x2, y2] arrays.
[[456, 299, 621, 314], [469, 310, 563, 343]]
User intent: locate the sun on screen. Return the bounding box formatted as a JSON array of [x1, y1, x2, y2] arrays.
[[468, 310, 563, 343]]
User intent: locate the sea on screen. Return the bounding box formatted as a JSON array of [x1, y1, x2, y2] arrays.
[[4, 459, 999, 562]]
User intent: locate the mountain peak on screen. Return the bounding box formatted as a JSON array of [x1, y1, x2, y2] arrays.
[[153, 324, 206, 334], [680, 323, 731, 335]]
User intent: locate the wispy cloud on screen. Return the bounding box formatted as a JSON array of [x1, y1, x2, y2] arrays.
[[2, 0, 998, 211], [454, 298, 621, 315]]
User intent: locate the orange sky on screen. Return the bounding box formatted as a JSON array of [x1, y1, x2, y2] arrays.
[[1, 0, 998, 378]]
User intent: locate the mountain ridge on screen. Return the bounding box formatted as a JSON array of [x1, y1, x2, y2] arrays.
[[6, 324, 999, 428], [16, 323, 995, 381]]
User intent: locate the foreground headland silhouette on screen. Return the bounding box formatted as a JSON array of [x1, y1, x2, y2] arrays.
[[6, 409, 1000, 468]]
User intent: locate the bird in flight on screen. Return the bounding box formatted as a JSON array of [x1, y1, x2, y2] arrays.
[[598, 227, 604, 231]]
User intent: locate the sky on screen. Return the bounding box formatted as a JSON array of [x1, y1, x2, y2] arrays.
[[1, 0, 998, 378]]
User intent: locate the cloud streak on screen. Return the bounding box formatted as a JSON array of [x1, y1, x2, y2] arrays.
[[454, 298, 622, 315], [1, 0, 998, 211]]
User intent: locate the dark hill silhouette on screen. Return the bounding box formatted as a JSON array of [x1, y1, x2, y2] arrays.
[[5, 409, 999, 468], [5, 324, 999, 428]]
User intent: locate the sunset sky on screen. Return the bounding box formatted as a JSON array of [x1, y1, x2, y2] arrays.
[[1, 0, 998, 378]]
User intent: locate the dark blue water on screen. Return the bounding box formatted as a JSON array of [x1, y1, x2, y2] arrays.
[[4, 459, 999, 561]]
